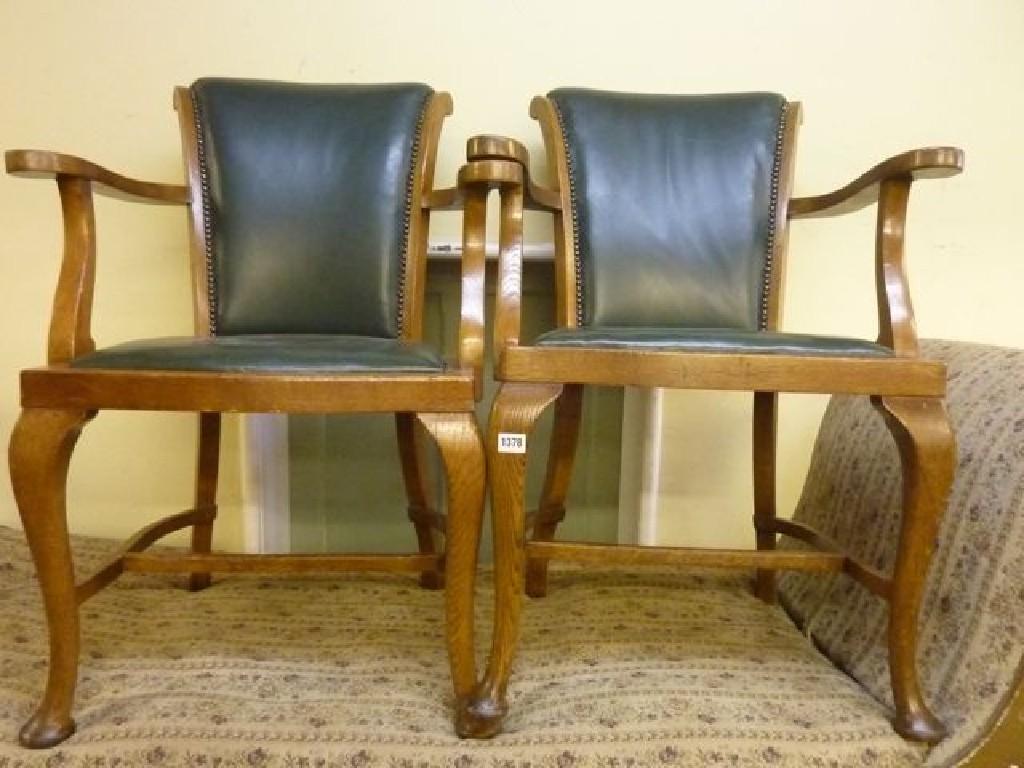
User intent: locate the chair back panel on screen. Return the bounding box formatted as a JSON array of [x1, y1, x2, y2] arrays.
[[191, 79, 432, 337], [548, 89, 787, 330]]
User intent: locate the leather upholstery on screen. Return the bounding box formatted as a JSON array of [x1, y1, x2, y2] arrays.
[[70, 335, 444, 374], [548, 89, 785, 330], [192, 79, 432, 337], [534, 327, 892, 358]]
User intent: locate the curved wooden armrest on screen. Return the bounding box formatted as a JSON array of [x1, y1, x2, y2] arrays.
[[5, 149, 188, 205], [789, 147, 963, 219], [465, 134, 560, 212], [421, 159, 526, 212], [447, 158, 527, 400], [467, 134, 530, 166]]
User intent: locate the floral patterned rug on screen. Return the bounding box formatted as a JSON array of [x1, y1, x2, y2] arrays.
[[0, 525, 923, 767]]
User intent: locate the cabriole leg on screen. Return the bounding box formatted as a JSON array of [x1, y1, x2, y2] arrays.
[[460, 382, 562, 739], [189, 412, 221, 592], [414, 413, 485, 709], [398, 412, 444, 589], [875, 395, 953, 743], [10, 407, 91, 748], [752, 391, 779, 602], [525, 383, 583, 598]]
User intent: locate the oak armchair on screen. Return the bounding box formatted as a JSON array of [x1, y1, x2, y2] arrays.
[[461, 89, 964, 742], [6, 79, 497, 748]]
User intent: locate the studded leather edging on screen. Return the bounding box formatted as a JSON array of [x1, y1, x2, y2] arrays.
[[396, 94, 431, 336], [191, 86, 218, 336], [760, 102, 788, 331], [550, 100, 586, 328]]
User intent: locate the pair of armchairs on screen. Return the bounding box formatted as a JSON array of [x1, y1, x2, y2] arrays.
[[6, 79, 962, 749]]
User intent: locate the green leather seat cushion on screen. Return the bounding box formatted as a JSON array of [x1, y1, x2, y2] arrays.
[[69, 335, 445, 374], [534, 327, 892, 357]]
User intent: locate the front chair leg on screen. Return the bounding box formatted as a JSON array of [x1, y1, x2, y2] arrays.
[[414, 413, 485, 707], [460, 382, 562, 739], [875, 395, 953, 743], [526, 383, 583, 598], [10, 407, 91, 748]]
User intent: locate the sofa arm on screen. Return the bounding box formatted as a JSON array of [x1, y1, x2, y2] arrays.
[[779, 340, 1024, 766]]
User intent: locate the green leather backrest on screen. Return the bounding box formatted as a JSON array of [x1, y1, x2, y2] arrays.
[[191, 79, 432, 337], [548, 89, 787, 330]]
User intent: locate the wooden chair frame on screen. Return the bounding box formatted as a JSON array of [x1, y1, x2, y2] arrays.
[[458, 98, 964, 743], [4, 87, 507, 749]]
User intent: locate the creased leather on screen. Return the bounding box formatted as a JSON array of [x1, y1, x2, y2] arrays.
[[192, 79, 432, 337], [70, 335, 445, 374], [549, 88, 784, 330], [535, 327, 892, 358]]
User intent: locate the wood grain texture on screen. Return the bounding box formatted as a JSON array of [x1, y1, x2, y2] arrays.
[[499, 346, 946, 396], [402, 92, 452, 342], [459, 382, 562, 739], [876, 178, 919, 356], [9, 83, 489, 747], [752, 391, 779, 602], [4, 149, 187, 204], [76, 507, 216, 603], [415, 411, 486, 702], [493, 178, 525, 366], [189, 412, 220, 591], [459, 186, 487, 399], [763, 102, 802, 332], [465, 134, 561, 212], [48, 177, 97, 364], [474, 95, 963, 745], [9, 408, 91, 748], [123, 552, 440, 573], [874, 395, 955, 743], [530, 97, 578, 327], [527, 541, 844, 572], [525, 384, 582, 597], [172, 85, 212, 336], [397, 412, 444, 589], [766, 517, 891, 599], [788, 147, 963, 219], [22, 368, 475, 413]]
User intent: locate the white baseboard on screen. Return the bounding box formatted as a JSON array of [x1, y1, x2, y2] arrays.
[[241, 414, 291, 554]]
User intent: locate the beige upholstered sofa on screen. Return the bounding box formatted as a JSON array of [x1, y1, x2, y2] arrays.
[[0, 339, 1020, 765]]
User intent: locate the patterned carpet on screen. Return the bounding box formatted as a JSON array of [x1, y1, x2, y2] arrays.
[[0, 526, 923, 767], [780, 340, 1024, 767]]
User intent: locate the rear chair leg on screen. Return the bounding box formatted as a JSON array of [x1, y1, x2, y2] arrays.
[[397, 412, 444, 589], [526, 383, 583, 598], [414, 413, 485, 708], [875, 395, 953, 743], [752, 391, 779, 603], [10, 407, 91, 749], [460, 382, 562, 739], [189, 412, 220, 592]]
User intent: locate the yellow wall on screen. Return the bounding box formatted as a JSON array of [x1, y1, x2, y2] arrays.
[[0, 1, 1021, 550]]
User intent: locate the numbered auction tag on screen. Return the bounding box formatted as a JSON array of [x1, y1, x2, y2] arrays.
[[497, 432, 527, 454]]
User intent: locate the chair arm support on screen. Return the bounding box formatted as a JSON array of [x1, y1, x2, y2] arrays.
[[790, 147, 963, 356], [7, 152, 189, 364], [452, 158, 526, 400], [5, 149, 188, 205], [788, 146, 962, 219], [466, 134, 560, 212]]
